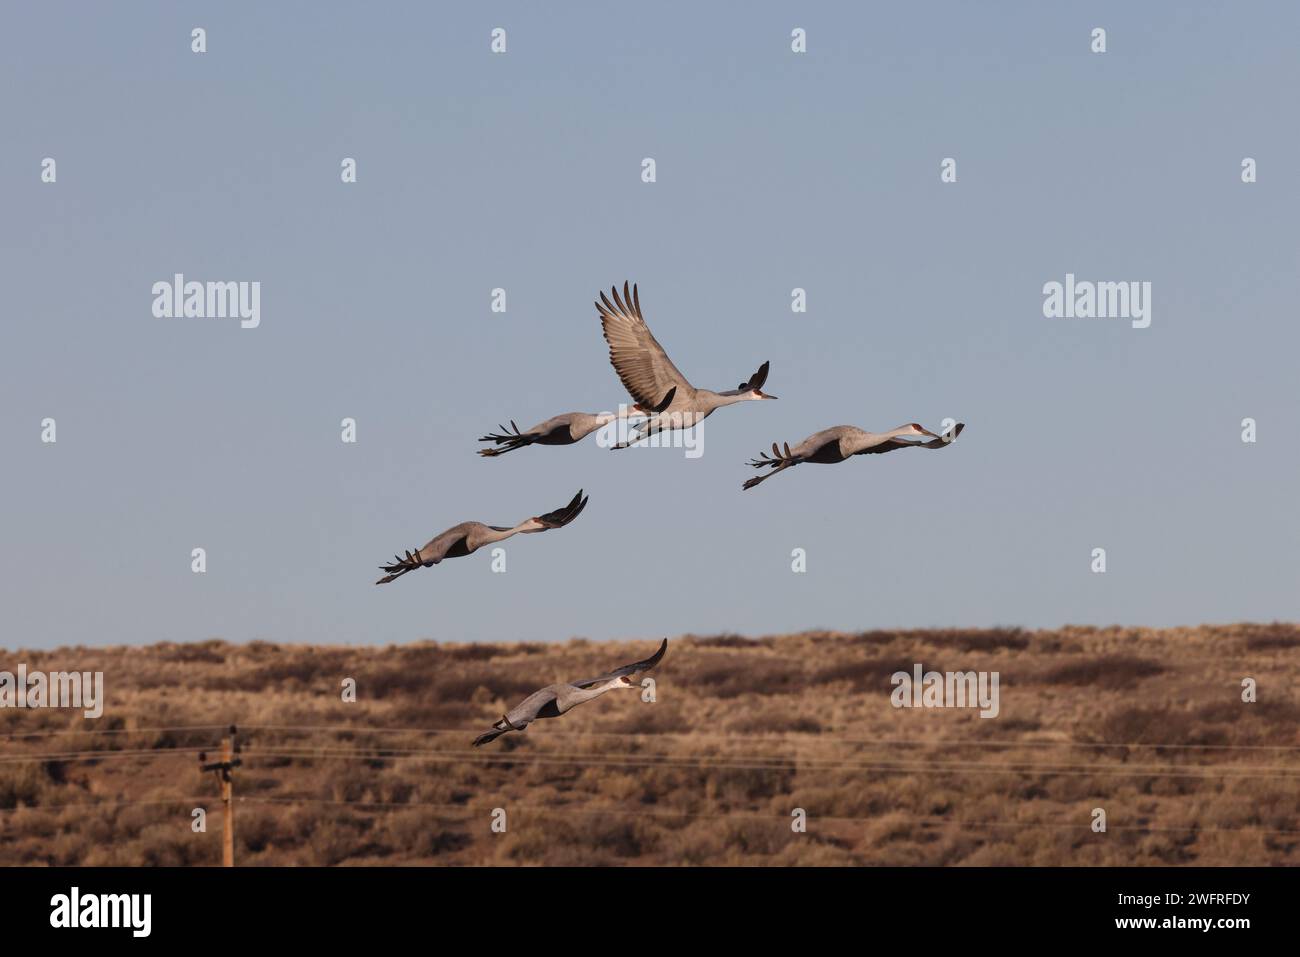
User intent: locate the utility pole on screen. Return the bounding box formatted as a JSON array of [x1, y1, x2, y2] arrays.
[[199, 724, 241, 867]]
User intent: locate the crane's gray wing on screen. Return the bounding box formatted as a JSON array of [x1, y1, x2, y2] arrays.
[[717, 361, 772, 397], [854, 422, 965, 455], [597, 282, 693, 408], [472, 685, 561, 747], [421, 522, 483, 556], [532, 489, 588, 529], [571, 638, 668, 689]]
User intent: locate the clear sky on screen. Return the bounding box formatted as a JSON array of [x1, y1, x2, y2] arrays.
[[3, 2, 1297, 648]]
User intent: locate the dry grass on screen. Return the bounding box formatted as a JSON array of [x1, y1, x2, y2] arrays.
[[1, 623, 1297, 866]]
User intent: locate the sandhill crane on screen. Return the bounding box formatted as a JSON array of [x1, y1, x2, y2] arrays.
[[472, 639, 667, 747], [477, 388, 676, 457], [742, 422, 965, 490], [375, 490, 588, 584], [596, 282, 776, 449]]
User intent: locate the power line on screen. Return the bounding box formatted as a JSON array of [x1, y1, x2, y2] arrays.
[[239, 741, 1300, 775], [234, 796, 1300, 837], [0, 746, 210, 764], [239, 722, 1300, 752], [0, 797, 212, 816], [5, 737, 1295, 781], [0, 724, 229, 740], [238, 746, 1300, 781], [3, 719, 1292, 751]]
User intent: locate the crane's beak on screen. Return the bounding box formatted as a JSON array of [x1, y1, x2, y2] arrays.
[[755, 390, 777, 400]]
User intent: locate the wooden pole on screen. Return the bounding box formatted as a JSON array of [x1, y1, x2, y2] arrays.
[[220, 735, 234, 867], [199, 726, 241, 867]]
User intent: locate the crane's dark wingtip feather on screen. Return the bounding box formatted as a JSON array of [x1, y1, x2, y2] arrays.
[[650, 386, 676, 413]]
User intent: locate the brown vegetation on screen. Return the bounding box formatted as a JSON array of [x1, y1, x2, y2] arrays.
[[1, 623, 1297, 866]]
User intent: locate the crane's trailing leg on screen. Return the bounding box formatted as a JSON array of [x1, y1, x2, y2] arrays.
[[473, 713, 524, 748], [610, 389, 679, 450], [612, 424, 663, 450]]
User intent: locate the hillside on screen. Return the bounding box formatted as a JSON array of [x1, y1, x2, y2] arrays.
[[2, 624, 1298, 865]]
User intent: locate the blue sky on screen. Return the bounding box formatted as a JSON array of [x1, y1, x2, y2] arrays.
[[2, 2, 1297, 647]]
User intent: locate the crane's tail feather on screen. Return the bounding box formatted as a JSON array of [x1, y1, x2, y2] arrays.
[[742, 443, 800, 490], [478, 421, 535, 456], [375, 548, 425, 585], [746, 441, 797, 469]]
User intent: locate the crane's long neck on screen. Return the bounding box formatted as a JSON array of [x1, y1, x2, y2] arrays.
[[696, 390, 750, 413], [844, 425, 915, 455], [478, 523, 530, 545], [560, 679, 625, 712]]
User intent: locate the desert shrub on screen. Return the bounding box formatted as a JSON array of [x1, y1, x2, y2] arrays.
[[1039, 655, 1164, 690], [153, 641, 227, 664], [136, 823, 196, 866], [811, 657, 938, 693], [1087, 706, 1216, 747], [385, 808, 470, 857], [599, 706, 690, 736], [386, 701, 477, 727], [238, 808, 281, 854], [897, 628, 1030, 652], [725, 711, 821, 734], [690, 634, 769, 648], [680, 659, 804, 698], [431, 672, 536, 701], [1241, 622, 1300, 650], [0, 764, 52, 809]]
